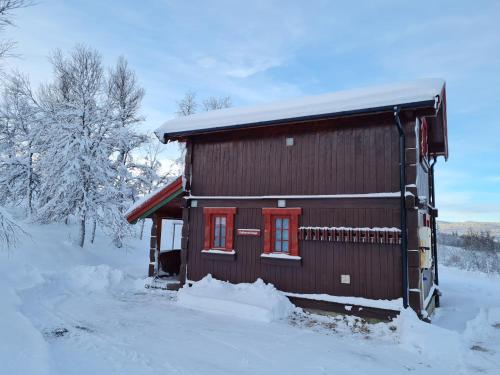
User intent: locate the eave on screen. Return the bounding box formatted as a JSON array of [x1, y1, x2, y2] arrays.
[[126, 177, 184, 224]]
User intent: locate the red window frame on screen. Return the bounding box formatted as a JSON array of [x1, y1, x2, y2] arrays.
[[262, 208, 301, 256], [203, 207, 236, 251]]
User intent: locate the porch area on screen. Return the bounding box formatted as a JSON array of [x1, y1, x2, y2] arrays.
[[125, 177, 185, 288]]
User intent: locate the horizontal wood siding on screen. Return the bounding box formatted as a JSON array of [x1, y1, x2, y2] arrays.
[[187, 199, 402, 300], [190, 119, 400, 196]]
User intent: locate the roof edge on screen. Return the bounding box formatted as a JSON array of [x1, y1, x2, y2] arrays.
[[159, 99, 437, 142], [126, 176, 184, 224]]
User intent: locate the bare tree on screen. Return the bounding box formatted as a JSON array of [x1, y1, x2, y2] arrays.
[[0, 0, 31, 60], [203, 96, 232, 111], [176, 90, 197, 116], [0, 206, 24, 250]]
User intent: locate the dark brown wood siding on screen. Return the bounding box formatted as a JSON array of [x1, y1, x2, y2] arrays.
[[186, 198, 402, 300], [190, 117, 401, 196]]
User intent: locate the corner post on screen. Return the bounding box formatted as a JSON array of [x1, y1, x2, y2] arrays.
[[394, 106, 409, 309]]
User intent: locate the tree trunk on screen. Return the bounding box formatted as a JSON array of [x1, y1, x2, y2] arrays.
[[139, 219, 145, 240], [78, 215, 86, 248], [90, 219, 97, 244], [27, 149, 33, 217]]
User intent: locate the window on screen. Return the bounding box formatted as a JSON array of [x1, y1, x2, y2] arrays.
[[212, 216, 226, 248], [203, 207, 236, 251], [262, 208, 301, 256], [273, 217, 290, 252]]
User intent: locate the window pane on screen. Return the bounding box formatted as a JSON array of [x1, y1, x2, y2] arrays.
[[276, 228, 282, 240], [282, 229, 289, 240], [283, 218, 289, 229], [275, 240, 282, 252], [221, 216, 226, 225], [221, 234, 226, 248], [275, 218, 282, 229], [282, 241, 289, 252]]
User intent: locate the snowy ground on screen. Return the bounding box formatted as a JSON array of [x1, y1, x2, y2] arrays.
[[1, 220, 499, 375]]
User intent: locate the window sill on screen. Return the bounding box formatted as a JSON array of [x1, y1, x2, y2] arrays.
[[260, 253, 302, 267], [260, 253, 301, 260], [202, 249, 235, 255], [201, 249, 236, 261]]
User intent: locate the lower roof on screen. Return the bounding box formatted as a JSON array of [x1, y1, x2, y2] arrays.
[[126, 177, 184, 224]]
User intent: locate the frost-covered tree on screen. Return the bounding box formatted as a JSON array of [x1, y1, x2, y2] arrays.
[[0, 73, 40, 214], [0, 0, 32, 248], [130, 137, 177, 239], [31, 46, 147, 248], [106, 56, 146, 247], [35, 46, 122, 247]]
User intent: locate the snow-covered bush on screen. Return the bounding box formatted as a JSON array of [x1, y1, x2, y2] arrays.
[[439, 244, 500, 274]]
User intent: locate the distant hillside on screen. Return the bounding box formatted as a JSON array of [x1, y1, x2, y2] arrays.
[[438, 221, 500, 239]]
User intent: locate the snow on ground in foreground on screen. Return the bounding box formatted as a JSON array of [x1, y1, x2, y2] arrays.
[[1, 220, 500, 374], [178, 275, 295, 322]]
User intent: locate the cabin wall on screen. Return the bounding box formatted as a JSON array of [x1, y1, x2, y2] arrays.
[[185, 198, 402, 300], [181, 113, 424, 306], [190, 116, 401, 196]]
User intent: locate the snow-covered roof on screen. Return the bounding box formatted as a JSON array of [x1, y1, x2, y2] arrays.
[[125, 176, 184, 223], [156, 78, 445, 141]]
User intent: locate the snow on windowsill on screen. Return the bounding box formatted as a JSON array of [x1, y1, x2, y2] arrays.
[[202, 249, 235, 255], [261, 253, 301, 260], [284, 292, 403, 311]]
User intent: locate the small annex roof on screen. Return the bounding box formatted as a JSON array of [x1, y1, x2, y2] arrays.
[[125, 176, 184, 224], [156, 78, 446, 141]]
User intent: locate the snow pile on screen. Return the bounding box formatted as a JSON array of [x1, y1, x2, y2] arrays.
[[177, 275, 295, 322], [393, 308, 463, 371], [53, 265, 126, 294], [285, 292, 403, 311], [0, 275, 50, 375]]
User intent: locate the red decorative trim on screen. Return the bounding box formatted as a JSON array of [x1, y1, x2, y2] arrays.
[[203, 207, 236, 251], [262, 208, 301, 256], [126, 177, 183, 223], [420, 117, 428, 160]]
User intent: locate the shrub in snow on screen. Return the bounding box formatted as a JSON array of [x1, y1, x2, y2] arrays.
[[439, 245, 500, 274], [177, 275, 295, 322]]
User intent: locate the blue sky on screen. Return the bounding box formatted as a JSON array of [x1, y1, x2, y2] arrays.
[[4, 0, 500, 222]]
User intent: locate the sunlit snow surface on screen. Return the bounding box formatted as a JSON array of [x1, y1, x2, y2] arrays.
[[1, 218, 499, 375], [156, 78, 444, 138]]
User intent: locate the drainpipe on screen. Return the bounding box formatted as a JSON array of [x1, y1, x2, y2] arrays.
[[429, 157, 439, 288], [394, 106, 409, 309]]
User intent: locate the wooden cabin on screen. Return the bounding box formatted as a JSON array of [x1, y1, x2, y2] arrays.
[[127, 79, 449, 320]]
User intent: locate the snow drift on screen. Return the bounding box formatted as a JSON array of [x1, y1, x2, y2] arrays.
[[177, 275, 295, 322]]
